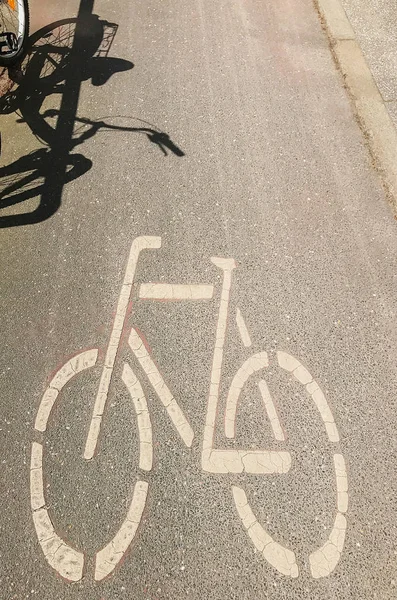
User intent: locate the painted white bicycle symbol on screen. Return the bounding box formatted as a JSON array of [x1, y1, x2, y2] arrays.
[[30, 236, 349, 583]]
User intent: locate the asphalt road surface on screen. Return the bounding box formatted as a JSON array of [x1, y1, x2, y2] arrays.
[[1, 0, 397, 598]]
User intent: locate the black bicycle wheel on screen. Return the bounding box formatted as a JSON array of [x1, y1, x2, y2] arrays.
[[0, 0, 29, 67]]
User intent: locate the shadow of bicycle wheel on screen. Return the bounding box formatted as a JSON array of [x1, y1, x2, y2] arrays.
[[0, 0, 184, 228]]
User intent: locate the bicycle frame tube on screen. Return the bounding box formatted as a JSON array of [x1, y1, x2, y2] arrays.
[[202, 258, 236, 467], [201, 259, 291, 475], [84, 236, 161, 460]]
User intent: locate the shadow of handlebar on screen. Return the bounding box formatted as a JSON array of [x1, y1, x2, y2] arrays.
[[0, 0, 184, 228]]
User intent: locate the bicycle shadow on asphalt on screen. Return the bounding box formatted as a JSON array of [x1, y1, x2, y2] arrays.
[[0, 0, 184, 228]]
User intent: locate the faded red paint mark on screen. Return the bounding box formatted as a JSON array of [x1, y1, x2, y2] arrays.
[[134, 327, 153, 355], [119, 300, 135, 350], [45, 346, 99, 385]]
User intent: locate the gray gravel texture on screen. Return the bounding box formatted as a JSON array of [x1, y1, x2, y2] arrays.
[[1, 0, 397, 599]]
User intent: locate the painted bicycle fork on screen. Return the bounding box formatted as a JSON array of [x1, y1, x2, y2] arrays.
[[31, 236, 348, 583]]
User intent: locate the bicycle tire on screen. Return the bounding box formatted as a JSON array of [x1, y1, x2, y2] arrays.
[[0, 0, 29, 67], [229, 349, 348, 579], [31, 351, 149, 582]]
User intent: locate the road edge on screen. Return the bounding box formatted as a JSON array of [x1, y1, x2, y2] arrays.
[[314, 0, 397, 213]]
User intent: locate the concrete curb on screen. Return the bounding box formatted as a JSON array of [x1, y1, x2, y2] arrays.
[[314, 0, 397, 212]]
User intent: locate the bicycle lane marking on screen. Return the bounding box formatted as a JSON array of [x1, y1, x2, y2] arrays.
[[31, 351, 99, 581], [277, 351, 340, 443], [122, 363, 153, 472], [233, 486, 299, 578], [229, 352, 349, 578], [198, 259, 298, 575], [225, 354, 269, 435], [224, 353, 285, 441], [276, 351, 348, 578], [30, 237, 214, 584], [201, 258, 291, 475], [94, 481, 148, 582], [197, 266, 349, 579], [31, 353, 152, 583], [135, 259, 303, 578], [258, 379, 286, 442], [31, 350, 99, 582], [30, 442, 84, 582], [128, 328, 194, 447], [139, 283, 214, 300], [84, 237, 161, 460], [31, 235, 349, 583], [91, 364, 154, 581], [309, 455, 348, 579], [236, 307, 252, 347], [34, 349, 98, 432]]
